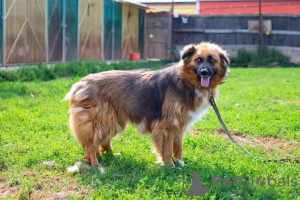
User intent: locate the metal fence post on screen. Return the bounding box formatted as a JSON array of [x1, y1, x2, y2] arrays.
[[77, 0, 79, 61], [2, 0, 5, 67], [259, 0, 263, 49], [62, 0, 66, 62], [112, 1, 115, 61], [46, 0, 48, 64]]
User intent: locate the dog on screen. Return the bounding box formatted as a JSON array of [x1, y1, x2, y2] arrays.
[[64, 42, 229, 167]]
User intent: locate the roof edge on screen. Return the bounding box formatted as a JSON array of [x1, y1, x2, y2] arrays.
[[113, 0, 149, 9]]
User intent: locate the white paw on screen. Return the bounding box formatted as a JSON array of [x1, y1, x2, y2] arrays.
[[67, 163, 80, 173], [67, 161, 91, 173], [176, 159, 185, 167], [98, 166, 105, 174], [42, 161, 55, 167]]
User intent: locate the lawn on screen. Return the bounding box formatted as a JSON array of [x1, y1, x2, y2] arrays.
[[0, 67, 299, 199]]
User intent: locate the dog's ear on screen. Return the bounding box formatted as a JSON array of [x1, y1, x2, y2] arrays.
[[181, 45, 196, 63], [219, 52, 230, 70]]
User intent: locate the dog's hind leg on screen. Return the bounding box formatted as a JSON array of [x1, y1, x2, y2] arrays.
[[69, 106, 106, 167], [96, 107, 127, 155], [85, 145, 100, 167], [99, 141, 112, 154], [98, 120, 127, 155]]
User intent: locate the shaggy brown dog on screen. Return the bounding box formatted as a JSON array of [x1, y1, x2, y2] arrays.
[[65, 42, 229, 167]]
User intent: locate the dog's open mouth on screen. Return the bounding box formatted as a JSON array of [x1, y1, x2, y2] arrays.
[[200, 76, 211, 87]]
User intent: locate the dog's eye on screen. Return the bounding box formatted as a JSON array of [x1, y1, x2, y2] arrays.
[[195, 57, 202, 63], [209, 57, 216, 63]]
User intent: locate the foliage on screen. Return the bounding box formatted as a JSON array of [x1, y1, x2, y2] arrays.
[[0, 59, 171, 82], [0, 68, 299, 199], [231, 46, 290, 66]]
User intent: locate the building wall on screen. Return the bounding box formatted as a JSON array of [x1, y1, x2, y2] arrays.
[[122, 4, 139, 59], [5, 0, 47, 65], [48, 0, 63, 62], [47, 0, 79, 63], [0, 0, 146, 66], [146, 1, 300, 15], [79, 0, 103, 61], [103, 0, 123, 60], [145, 12, 171, 59], [199, 1, 300, 15], [65, 0, 79, 61], [148, 3, 196, 15]]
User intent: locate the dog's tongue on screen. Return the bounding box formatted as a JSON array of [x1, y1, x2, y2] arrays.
[[201, 77, 210, 87]]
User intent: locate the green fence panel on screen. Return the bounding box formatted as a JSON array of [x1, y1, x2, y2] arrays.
[[104, 0, 122, 60], [138, 9, 145, 59], [48, 0, 78, 62], [113, 1, 122, 60], [65, 0, 78, 61], [104, 0, 112, 60], [48, 0, 63, 62]]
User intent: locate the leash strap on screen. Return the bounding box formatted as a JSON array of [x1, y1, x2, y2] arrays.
[[208, 89, 258, 160], [208, 88, 299, 164]]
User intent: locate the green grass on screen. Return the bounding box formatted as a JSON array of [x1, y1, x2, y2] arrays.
[[0, 68, 299, 199]]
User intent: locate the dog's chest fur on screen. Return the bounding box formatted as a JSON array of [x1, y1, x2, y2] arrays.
[[184, 88, 211, 133]]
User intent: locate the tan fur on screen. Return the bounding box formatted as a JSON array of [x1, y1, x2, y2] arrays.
[[65, 42, 229, 167]]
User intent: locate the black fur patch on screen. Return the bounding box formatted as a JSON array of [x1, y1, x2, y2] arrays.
[[104, 67, 195, 132], [182, 46, 196, 63], [147, 79, 163, 126], [220, 53, 230, 70]]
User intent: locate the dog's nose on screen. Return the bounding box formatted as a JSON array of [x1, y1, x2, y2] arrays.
[[200, 68, 209, 77]]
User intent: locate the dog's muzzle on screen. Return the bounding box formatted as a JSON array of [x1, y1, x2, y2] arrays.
[[196, 67, 212, 88]]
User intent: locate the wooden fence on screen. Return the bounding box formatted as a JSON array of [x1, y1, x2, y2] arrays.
[[173, 14, 300, 47]]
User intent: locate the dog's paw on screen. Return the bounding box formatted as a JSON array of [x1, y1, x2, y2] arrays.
[[175, 159, 185, 167], [98, 166, 105, 174], [67, 161, 91, 173], [67, 162, 82, 173], [171, 163, 183, 171], [67, 165, 79, 173]]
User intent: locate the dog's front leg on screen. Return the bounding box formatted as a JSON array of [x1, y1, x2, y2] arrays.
[[151, 128, 175, 166], [173, 133, 184, 165]]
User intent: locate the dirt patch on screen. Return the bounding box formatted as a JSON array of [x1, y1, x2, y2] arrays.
[[276, 100, 293, 104], [193, 129, 203, 135], [0, 172, 91, 199], [0, 176, 19, 198], [194, 128, 299, 152], [276, 99, 300, 105], [31, 174, 91, 200], [33, 191, 71, 200]]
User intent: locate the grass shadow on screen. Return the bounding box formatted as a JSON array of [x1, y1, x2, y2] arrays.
[[76, 152, 186, 197]]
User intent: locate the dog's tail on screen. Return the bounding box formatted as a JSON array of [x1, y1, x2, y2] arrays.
[[62, 81, 88, 104]]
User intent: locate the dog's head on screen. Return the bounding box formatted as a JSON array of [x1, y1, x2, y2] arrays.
[[180, 42, 229, 88]]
